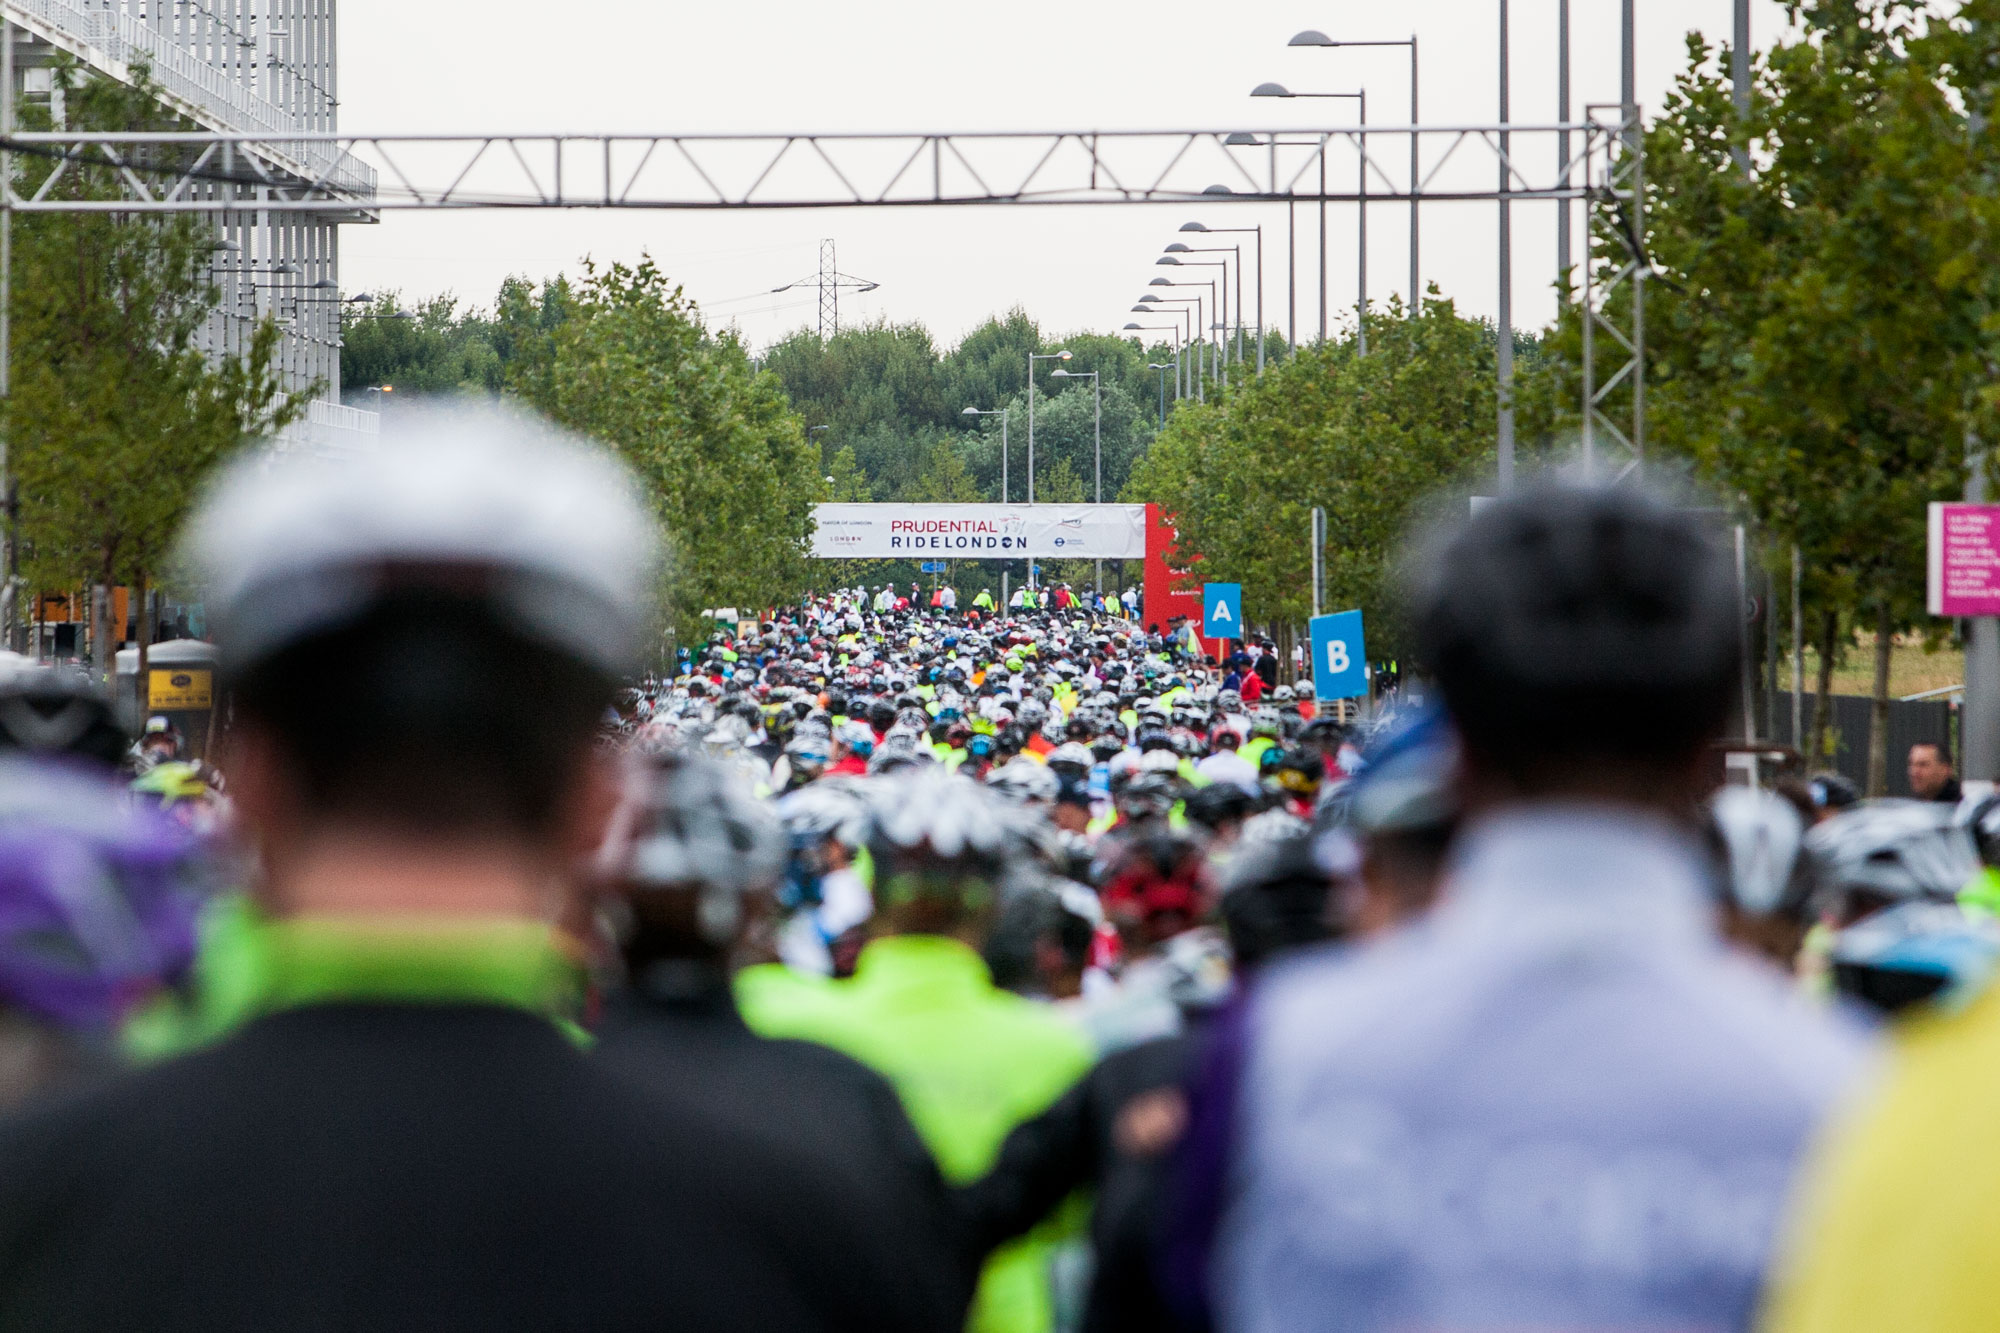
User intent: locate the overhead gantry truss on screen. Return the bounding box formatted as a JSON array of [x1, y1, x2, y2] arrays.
[[0, 114, 1649, 471], [0, 122, 1613, 213]]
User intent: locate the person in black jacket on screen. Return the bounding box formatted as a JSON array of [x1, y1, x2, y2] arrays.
[[0, 417, 957, 1333], [590, 748, 975, 1324], [1251, 640, 1280, 691]]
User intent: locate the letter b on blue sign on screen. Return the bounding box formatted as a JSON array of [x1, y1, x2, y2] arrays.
[[1309, 610, 1367, 700]]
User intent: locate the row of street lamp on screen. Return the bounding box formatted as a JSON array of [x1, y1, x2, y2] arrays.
[[1116, 7, 1638, 496], [1117, 27, 1417, 399]]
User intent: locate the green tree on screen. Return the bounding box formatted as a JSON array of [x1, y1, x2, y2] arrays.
[[813, 444, 875, 593], [339, 292, 502, 396], [1126, 300, 1497, 657], [1013, 381, 1153, 505], [340, 275, 574, 401], [764, 320, 952, 434], [1034, 456, 1097, 586], [9, 61, 306, 672], [825, 444, 873, 503], [939, 308, 1043, 412], [510, 257, 820, 647], [1519, 3, 1989, 789], [901, 438, 981, 503]]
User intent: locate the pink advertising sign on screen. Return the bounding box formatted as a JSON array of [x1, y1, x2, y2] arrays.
[[1928, 503, 2000, 616]]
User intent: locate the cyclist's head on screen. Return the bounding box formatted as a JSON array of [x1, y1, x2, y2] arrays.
[[863, 770, 1027, 942], [1704, 786, 1822, 970], [1413, 482, 1738, 806], [1100, 832, 1209, 952], [601, 751, 786, 973], [1806, 798, 1980, 928], [186, 412, 657, 860], [0, 758, 202, 1108], [1218, 829, 1350, 971], [0, 668, 130, 770]]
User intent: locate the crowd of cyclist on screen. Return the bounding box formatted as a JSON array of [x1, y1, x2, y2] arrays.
[[0, 413, 1995, 1329]]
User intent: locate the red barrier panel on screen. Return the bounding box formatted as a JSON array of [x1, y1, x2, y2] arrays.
[[1141, 503, 1224, 662]]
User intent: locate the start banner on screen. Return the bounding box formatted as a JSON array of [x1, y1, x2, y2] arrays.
[[811, 503, 1148, 560]]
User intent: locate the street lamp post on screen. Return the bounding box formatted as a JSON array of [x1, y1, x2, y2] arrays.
[[1499, 0, 1514, 490], [1224, 133, 1329, 359], [1134, 304, 1192, 398], [1289, 31, 1420, 310], [1146, 361, 1173, 425], [1165, 240, 1244, 371], [1051, 366, 1103, 594], [1123, 322, 1183, 411], [1128, 300, 1191, 398], [1181, 222, 1265, 373], [1558, 2, 1572, 286], [1252, 84, 1366, 351], [960, 406, 1010, 502], [1142, 285, 1209, 401], [1155, 257, 1228, 386]]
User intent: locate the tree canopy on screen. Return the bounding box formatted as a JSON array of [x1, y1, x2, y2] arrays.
[[1516, 0, 2000, 787], [505, 259, 820, 646], [1127, 298, 1498, 657]]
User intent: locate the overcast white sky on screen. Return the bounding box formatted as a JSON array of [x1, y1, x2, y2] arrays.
[[337, 0, 1795, 354]]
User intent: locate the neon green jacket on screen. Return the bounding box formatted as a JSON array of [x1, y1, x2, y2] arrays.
[[1962, 867, 2000, 919], [739, 936, 1094, 1333], [125, 911, 585, 1059]]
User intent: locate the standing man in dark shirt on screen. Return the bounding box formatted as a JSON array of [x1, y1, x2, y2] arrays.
[[0, 418, 956, 1333], [1909, 741, 1963, 803], [1252, 639, 1279, 691]]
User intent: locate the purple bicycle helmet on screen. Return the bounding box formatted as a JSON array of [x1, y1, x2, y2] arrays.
[[0, 757, 202, 1029]]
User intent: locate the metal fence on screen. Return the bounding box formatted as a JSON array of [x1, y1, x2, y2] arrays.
[[1763, 692, 1956, 799]]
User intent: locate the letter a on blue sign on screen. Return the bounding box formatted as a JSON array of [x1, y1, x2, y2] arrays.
[[1203, 583, 1243, 640], [1309, 610, 1367, 700]]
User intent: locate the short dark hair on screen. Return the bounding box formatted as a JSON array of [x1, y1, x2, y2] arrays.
[[229, 589, 614, 841], [1415, 484, 1739, 783], [1910, 740, 1954, 767]]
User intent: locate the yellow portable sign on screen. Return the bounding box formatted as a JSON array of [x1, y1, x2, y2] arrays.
[[148, 669, 213, 711]]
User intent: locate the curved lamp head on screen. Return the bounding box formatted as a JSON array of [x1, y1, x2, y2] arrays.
[[1164, 242, 1193, 253], [1180, 221, 1210, 232], [1203, 184, 1234, 196], [1251, 82, 1293, 98], [1148, 278, 1174, 287], [1224, 132, 1263, 147], [1156, 256, 1183, 266], [1288, 29, 1335, 47]]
